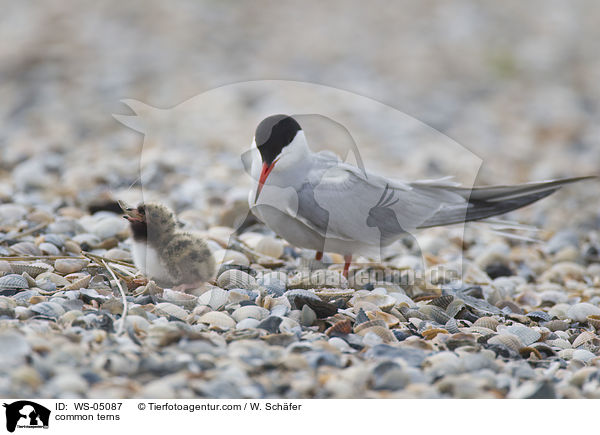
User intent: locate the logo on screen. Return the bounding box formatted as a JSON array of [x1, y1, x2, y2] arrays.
[[3, 401, 50, 433]]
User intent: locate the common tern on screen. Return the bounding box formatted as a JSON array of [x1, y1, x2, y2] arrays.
[[121, 202, 215, 289], [247, 114, 595, 277]]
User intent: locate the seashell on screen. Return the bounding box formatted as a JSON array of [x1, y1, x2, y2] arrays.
[[572, 331, 597, 348], [217, 269, 258, 290], [418, 305, 451, 324], [488, 334, 522, 352], [422, 328, 449, 340], [473, 317, 499, 331], [357, 325, 397, 343], [587, 315, 600, 331], [388, 292, 415, 308], [29, 301, 65, 319], [288, 269, 348, 289], [354, 318, 387, 334], [197, 311, 236, 329], [539, 261, 585, 283], [444, 318, 461, 334], [504, 325, 541, 346], [0, 260, 11, 273], [63, 274, 92, 291], [525, 311, 552, 323], [543, 319, 569, 331], [496, 300, 523, 314], [325, 319, 352, 336], [54, 258, 89, 275], [0, 274, 29, 292], [428, 294, 454, 310], [567, 303, 600, 322], [257, 316, 283, 333], [254, 236, 284, 259], [197, 287, 228, 310], [236, 318, 260, 329], [162, 289, 198, 310], [147, 323, 185, 347], [226, 329, 261, 342], [232, 305, 270, 322], [314, 288, 355, 302], [38, 242, 61, 255], [300, 304, 316, 326], [519, 346, 542, 359], [285, 289, 338, 318], [349, 292, 396, 312], [212, 249, 250, 267], [257, 273, 287, 297], [445, 299, 466, 318], [367, 310, 400, 328], [9, 242, 42, 256], [572, 349, 596, 363], [227, 289, 251, 304], [153, 302, 188, 321], [444, 332, 477, 351], [10, 263, 53, 278]]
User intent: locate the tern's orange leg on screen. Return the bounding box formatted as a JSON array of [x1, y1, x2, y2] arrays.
[[343, 255, 352, 278], [315, 251, 323, 261]]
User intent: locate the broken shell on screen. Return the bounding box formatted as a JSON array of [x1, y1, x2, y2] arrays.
[[348, 292, 396, 311], [418, 305, 451, 324], [445, 299, 466, 318], [473, 316, 499, 331], [314, 288, 355, 302], [254, 236, 284, 259], [197, 311, 236, 329], [367, 310, 400, 328], [422, 328, 449, 340], [10, 263, 53, 278], [572, 331, 597, 348], [63, 274, 92, 291], [231, 305, 270, 322], [325, 319, 352, 336], [217, 269, 257, 290], [519, 346, 542, 359], [9, 242, 42, 256], [162, 289, 198, 310], [0, 274, 29, 292], [300, 304, 316, 326], [444, 318, 461, 334], [587, 315, 600, 331], [488, 334, 522, 352]]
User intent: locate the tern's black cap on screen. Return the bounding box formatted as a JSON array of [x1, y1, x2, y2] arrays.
[[255, 115, 301, 165]]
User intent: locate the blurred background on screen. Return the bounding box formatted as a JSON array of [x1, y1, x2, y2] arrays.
[[0, 0, 599, 233]]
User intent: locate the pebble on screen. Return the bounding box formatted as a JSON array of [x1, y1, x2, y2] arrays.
[[54, 259, 90, 274]]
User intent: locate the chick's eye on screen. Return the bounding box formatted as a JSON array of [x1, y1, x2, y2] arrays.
[[137, 205, 145, 214]]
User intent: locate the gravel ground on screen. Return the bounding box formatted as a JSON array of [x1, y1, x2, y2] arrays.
[[1, 1, 600, 398]]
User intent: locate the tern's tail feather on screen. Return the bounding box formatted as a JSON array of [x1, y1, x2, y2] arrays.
[[417, 176, 596, 229]]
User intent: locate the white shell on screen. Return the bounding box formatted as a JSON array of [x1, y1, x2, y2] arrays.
[[566, 303, 600, 322], [212, 249, 250, 267], [231, 305, 269, 322], [153, 302, 188, 321], [162, 289, 198, 310], [504, 325, 541, 346], [254, 236, 284, 259], [197, 311, 236, 329], [217, 269, 257, 290]]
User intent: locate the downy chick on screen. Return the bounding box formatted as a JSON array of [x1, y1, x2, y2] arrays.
[[121, 202, 215, 289]]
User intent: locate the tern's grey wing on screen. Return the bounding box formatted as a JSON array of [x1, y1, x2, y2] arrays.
[[291, 163, 465, 245], [416, 176, 596, 228]]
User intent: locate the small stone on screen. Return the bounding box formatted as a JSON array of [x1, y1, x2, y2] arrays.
[[54, 258, 90, 274]]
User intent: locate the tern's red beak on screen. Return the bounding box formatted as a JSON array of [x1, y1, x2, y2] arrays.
[[254, 161, 276, 203]]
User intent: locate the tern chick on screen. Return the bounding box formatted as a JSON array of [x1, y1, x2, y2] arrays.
[[121, 202, 215, 289]]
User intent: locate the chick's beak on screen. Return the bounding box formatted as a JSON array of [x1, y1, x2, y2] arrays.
[[254, 160, 277, 203], [122, 208, 144, 223]]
